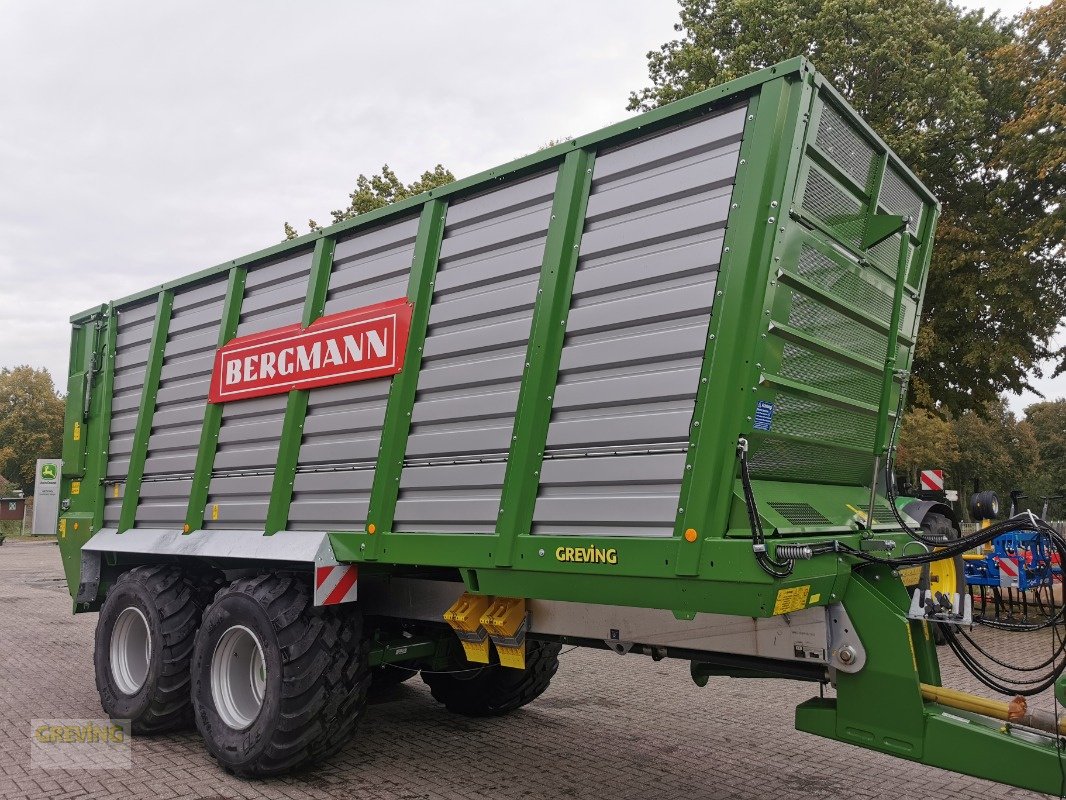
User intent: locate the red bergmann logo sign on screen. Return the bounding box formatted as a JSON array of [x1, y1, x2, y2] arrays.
[[208, 297, 412, 403]]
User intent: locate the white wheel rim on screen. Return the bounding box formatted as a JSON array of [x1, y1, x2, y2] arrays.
[[211, 625, 266, 730], [110, 607, 151, 695]]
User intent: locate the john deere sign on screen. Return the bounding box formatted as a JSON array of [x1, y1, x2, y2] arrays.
[[31, 458, 62, 535]]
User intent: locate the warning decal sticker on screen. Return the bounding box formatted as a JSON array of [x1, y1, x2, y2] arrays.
[[773, 584, 811, 615], [753, 400, 775, 431]]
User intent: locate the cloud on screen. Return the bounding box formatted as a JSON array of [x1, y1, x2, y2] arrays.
[[0, 1, 679, 383], [4, 0, 1054, 416]]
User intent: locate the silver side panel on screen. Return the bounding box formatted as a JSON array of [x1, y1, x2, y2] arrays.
[[82, 526, 332, 561], [394, 171, 557, 533], [137, 277, 229, 526], [289, 216, 421, 530], [203, 249, 313, 528], [531, 105, 745, 538], [129, 479, 193, 526], [77, 527, 344, 604], [358, 577, 828, 664], [104, 296, 159, 523]]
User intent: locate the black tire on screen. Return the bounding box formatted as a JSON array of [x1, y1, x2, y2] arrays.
[[191, 573, 370, 777], [94, 565, 203, 734], [969, 490, 1000, 522], [194, 569, 227, 609], [370, 665, 417, 691], [422, 640, 561, 717], [919, 512, 966, 644]]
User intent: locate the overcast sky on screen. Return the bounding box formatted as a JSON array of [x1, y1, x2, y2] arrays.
[[1, 0, 1056, 415]]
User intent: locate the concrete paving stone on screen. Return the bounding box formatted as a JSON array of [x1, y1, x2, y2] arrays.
[[0, 540, 1060, 799]]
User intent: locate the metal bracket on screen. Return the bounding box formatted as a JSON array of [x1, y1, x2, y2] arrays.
[[907, 588, 972, 626], [75, 550, 101, 604], [826, 602, 866, 674], [861, 213, 908, 250]]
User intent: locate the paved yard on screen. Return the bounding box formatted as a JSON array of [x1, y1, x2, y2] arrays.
[[0, 540, 1057, 799]]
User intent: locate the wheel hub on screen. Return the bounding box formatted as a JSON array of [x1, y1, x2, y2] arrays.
[[110, 606, 152, 695], [211, 625, 267, 730]]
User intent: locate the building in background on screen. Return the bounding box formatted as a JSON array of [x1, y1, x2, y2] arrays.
[[0, 476, 26, 523]]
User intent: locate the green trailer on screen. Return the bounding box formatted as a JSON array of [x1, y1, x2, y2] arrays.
[[57, 57, 1066, 791]]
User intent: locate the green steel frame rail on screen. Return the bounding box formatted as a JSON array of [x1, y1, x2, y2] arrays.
[[363, 199, 448, 556], [184, 265, 247, 531], [72, 60, 941, 619], [264, 237, 336, 535], [672, 70, 813, 575], [796, 564, 1066, 797], [117, 291, 174, 532], [494, 147, 595, 567], [328, 65, 940, 615], [89, 307, 118, 534]]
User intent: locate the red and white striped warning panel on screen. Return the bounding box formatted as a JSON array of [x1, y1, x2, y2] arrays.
[[995, 556, 1020, 588], [314, 564, 358, 606], [919, 469, 945, 491]]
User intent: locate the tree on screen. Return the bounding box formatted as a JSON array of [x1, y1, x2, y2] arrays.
[[1022, 399, 1066, 510], [995, 0, 1065, 266], [629, 0, 1066, 414], [285, 164, 455, 239], [896, 408, 960, 487], [0, 367, 65, 493], [946, 399, 1040, 516]]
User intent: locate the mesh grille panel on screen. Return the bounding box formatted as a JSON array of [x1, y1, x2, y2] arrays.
[[879, 166, 922, 234], [868, 232, 916, 280], [796, 246, 893, 324], [767, 502, 831, 526], [778, 343, 881, 406], [802, 168, 864, 248], [815, 104, 875, 189], [871, 501, 900, 524], [772, 393, 875, 450], [788, 293, 887, 362], [749, 439, 871, 484]]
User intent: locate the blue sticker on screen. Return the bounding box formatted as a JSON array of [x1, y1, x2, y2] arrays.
[[753, 400, 775, 431]]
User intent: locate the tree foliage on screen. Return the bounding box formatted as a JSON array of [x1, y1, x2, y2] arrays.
[[895, 407, 960, 487], [1022, 399, 1066, 509], [943, 400, 1040, 512], [285, 164, 455, 239], [895, 400, 1057, 519], [995, 0, 1065, 266], [630, 0, 1066, 413], [0, 367, 64, 493]]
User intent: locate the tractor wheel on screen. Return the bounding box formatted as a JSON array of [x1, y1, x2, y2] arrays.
[[422, 640, 561, 717], [919, 512, 967, 645], [94, 565, 203, 734], [190, 573, 370, 777]]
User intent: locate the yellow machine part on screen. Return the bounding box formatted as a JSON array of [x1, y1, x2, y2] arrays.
[[481, 597, 528, 670], [921, 683, 1066, 736], [443, 592, 493, 663], [926, 552, 959, 593]]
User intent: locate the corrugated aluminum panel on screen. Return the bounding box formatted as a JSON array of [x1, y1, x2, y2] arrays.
[[287, 469, 376, 531], [532, 106, 745, 537], [288, 216, 420, 530], [534, 453, 688, 537], [394, 171, 557, 533], [203, 249, 313, 529], [131, 479, 194, 526], [135, 277, 228, 526], [140, 279, 228, 469], [104, 297, 159, 523]]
